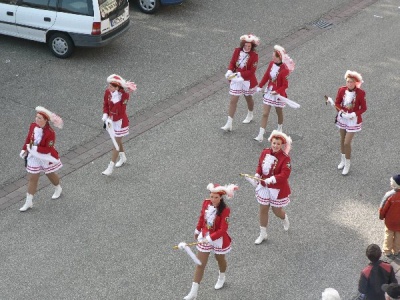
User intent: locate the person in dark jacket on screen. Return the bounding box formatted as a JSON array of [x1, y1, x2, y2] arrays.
[[358, 244, 397, 300]]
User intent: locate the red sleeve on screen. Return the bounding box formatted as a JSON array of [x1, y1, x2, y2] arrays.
[[240, 52, 258, 81], [256, 149, 268, 175], [196, 201, 207, 232], [103, 90, 110, 114], [274, 156, 291, 184], [355, 90, 367, 116], [335, 87, 344, 108], [258, 62, 273, 88], [22, 123, 36, 150], [210, 207, 230, 241], [228, 48, 240, 71], [37, 127, 56, 154], [275, 66, 289, 96], [380, 197, 392, 219]]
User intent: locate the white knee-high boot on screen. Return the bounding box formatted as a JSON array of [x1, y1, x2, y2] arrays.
[[342, 159, 351, 175], [214, 271, 226, 290], [337, 154, 345, 170], [51, 184, 62, 199], [102, 161, 115, 176], [277, 124, 283, 132], [283, 214, 290, 231], [184, 282, 199, 300], [20, 193, 33, 212], [254, 128, 265, 142], [254, 226, 267, 244], [242, 110, 253, 124], [115, 152, 127, 167], [221, 116, 233, 132]]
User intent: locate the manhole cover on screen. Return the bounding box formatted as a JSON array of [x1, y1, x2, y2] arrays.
[[311, 19, 333, 29]]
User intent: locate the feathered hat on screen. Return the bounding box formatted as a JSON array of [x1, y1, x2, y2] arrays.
[[240, 34, 260, 46], [207, 183, 239, 199], [107, 74, 137, 92], [344, 70, 363, 88], [35, 106, 63, 129], [268, 130, 292, 154], [274, 45, 295, 72]]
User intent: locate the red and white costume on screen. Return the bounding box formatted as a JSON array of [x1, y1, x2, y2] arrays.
[[255, 147, 291, 207], [227, 47, 258, 96], [22, 122, 62, 174], [103, 88, 130, 137], [195, 199, 231, 255], [335, 86, 367, 132], [258, 61, 290, 107]]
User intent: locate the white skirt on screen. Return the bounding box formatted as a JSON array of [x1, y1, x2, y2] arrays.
[[255, 185, 290, 207], [26, 155, 62, 174], [229, 80, 256, 96], [262, 89, 286, 107], [196, 232, 231, 255], [112, 119, 129, 137], [336, 114, 362, 132]]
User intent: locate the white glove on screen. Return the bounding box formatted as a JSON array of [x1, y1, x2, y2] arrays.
[[19, 150, 26, 159], [225, 70, 233, 79], [236, 72, 241, 78], [326, 97, 334, 106], [178, 242, 187, 250], [256, 87, 262, 93], [26, 144, 37, 152], [264, 176, 276, 185], [102, 113, 108, 122]]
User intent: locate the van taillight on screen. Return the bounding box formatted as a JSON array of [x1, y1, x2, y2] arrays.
[[92, 22, 101, 35]]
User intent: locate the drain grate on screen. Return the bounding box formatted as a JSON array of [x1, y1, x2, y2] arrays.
[[311, 19, 333, 29]]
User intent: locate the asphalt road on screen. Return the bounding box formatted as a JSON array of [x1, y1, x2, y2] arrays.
[[1, 0, 400, 299]]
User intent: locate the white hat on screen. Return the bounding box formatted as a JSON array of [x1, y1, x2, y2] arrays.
[[35, 106, 63, 129], [274, 45, 295, 72], [344, 70, 363, 88], [107, 74, 137, 92], [207, 183, 239, 199], [240, 34, 260, 46], [268, 130, 292, 154]]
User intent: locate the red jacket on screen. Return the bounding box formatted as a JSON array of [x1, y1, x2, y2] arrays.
[[196, 199, 231, 242], [335, 86, 367, 124], [379, 190, 400, 231], [258, 61, 290, 97], [228, 48, 258, 88], [256, 148, 291, 199], [22, 123, 59, 159], [103, 89, 130, 127]]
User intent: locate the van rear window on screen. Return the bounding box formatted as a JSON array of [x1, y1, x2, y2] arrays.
[[99, 0, 127, 20], [59, 0, 94, 16]]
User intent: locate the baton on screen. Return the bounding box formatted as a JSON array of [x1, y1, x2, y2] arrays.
[[239, 173, 262, 181]]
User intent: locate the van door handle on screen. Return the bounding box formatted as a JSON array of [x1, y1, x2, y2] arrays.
[[7, 11, 14, 16], [44, 17, 51, 22]]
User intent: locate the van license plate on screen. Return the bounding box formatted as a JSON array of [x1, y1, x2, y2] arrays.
[[111, 15, 125, 27]]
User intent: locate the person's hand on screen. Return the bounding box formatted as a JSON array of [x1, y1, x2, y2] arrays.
[[26, 144, 37, 152], [256, 87, 262, 93], [264, 177, 274, 184], [102, 113, 108, 122], [19, 150, 26, 159], [339, 110, 349, 119], [225, 70, 233, 79], [348, 112, 356, 119], [326, 97, 334, 106], [178, 242, 187, 250]]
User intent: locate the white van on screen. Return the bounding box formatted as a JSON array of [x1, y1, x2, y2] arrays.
[[0, 0, 130, 58]]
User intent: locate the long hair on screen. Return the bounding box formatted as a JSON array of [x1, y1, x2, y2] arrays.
[[217, 198, 227, 216], [239, 41, 257, 52]]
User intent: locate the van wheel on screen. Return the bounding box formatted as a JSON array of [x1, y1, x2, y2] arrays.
[[138, 0, 160, 14], [48, 33, 74, 58]]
